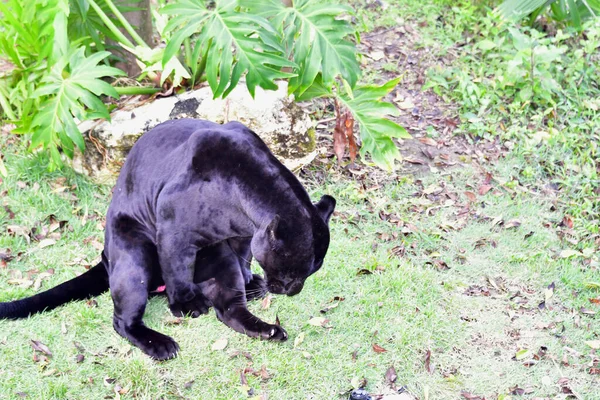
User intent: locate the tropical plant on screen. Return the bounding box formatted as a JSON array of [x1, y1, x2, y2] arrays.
[[0, 0, 409, 170], [497, 0, 600, 30], [160, 0, 409, 169], [0, 0, 156, 169]]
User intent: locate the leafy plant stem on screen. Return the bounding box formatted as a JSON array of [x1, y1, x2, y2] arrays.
[[86, 0, 135, 49], [184, 38, 192, 70], [530, 44, 535, 93], [0, 91, 17, 121], [101, 0, 149, 48], [113, 87, 162, 95]]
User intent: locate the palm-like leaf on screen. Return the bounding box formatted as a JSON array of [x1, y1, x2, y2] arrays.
[[338, 78, 410, 170], [497, 0, 553, 20], [244, 0, 359, 96], [31, 47, 124, 166], [161, 0, 296, 98]]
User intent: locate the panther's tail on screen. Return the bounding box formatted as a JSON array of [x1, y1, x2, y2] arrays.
[[0, 258, 109, 319]]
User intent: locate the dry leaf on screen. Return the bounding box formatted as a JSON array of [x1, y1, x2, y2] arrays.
[[294, 332, 305, 348], [261, 294, 272, 310], [372, 343, 387, 353], [464, 191, 477, 202], [384, 365, 397, 386], [585, 340, 600, 349], [505, 219, 521, 229], [478, 184, 492, 195], [30, 340, 52, 357], [424, 349, 433, 373], [211, 338, 228, 351], [320, 302, 339, 314], [333, 100, 347, 162], [560, 249, 581, 258], [308, 317, 329, 327], [38, 238, 56, 249]]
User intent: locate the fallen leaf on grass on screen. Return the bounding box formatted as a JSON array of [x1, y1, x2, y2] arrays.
[[560, 249, 581, 258], [38, 239, 56, 249], [504, 219, 521, 229], [294, 332, 305, 348], [184, 380, 195, 389], [580, 307, 596, 316], [424, 350, 433, 373], [515, 349, 531, 361], [585, 340, 600, 350], [558, 377, 581, 398], [320, 302, 339, 314], [544, 282, 555, 302], [589, 297, 600, 304], [7, 278, 33, 288], [464, 191, 477, 202], [562, 215, 574, 229], [372, 344, 387, 353], [3, 205, 14, 219], [460, 392, 484, 400], [350, 376, 368, 389], [509, 386, 525, 395], [384, 365, 397, 387], [308, 317, 329, 327], [30, 340, 52, 357], [261, 294, 272, 310], [425, 259, 449, 271], [33, 272, 53, 291], [478, 184, 492, 195], [211, 338, 228, 351]]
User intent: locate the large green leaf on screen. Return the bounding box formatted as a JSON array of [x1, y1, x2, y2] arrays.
[[161, 0, 296, 98], [497, 0, 554, 20], [337, 78, 410, 170], [30, 47, 124, 165], [244, 0, 360, 97]]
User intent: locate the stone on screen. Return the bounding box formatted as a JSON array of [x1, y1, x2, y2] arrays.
[[73, 81, 316, 183]]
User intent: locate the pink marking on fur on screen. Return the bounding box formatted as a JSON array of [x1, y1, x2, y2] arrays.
[[152, 285, 166, 293]]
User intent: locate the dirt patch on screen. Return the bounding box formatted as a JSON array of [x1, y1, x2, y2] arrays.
[[307, 8, 506, 182]]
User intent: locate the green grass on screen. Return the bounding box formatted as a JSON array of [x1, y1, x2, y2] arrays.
[[1, 0, 599, 399], [2, 136, 599, 399]]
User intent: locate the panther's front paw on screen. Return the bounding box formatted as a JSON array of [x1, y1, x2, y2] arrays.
[[260, 324, 288, 341], [168, 283, 211, 317], [169, 296, 212, 318]]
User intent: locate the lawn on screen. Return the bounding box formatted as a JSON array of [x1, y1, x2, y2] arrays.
[[1, 1, 599, 399]]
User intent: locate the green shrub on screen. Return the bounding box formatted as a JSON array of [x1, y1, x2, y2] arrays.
[[0, 0, 410, 171], [498, 0, 600, 30]]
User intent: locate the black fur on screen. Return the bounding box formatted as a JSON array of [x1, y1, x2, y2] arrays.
[[0, 119, 336, 360]]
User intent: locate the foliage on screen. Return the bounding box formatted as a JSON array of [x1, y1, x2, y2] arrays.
[[497, 0, 600, 30], [30, 48, 124, 166], [0, 0, 135, 169], [160, 0, 409, 169], [0, 0, 409, 171], [162, 0, 296, 98], [426, 14, 600, 238]]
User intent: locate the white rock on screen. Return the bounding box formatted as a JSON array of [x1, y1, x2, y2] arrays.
[[73, 81, 316, 183]]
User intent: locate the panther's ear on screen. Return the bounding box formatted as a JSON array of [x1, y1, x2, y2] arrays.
[[266, 214, 281, 243], [315, 195, 336, 224]]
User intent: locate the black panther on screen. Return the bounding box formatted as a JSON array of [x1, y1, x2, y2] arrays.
[[0, 119, 336, 360]]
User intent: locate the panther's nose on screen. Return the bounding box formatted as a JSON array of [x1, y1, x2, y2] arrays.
[[285, 280, 304, 296]]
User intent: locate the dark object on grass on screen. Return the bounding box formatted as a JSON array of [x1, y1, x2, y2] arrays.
[[0, 119, 336, 361], [349, 388, 372, 400]]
